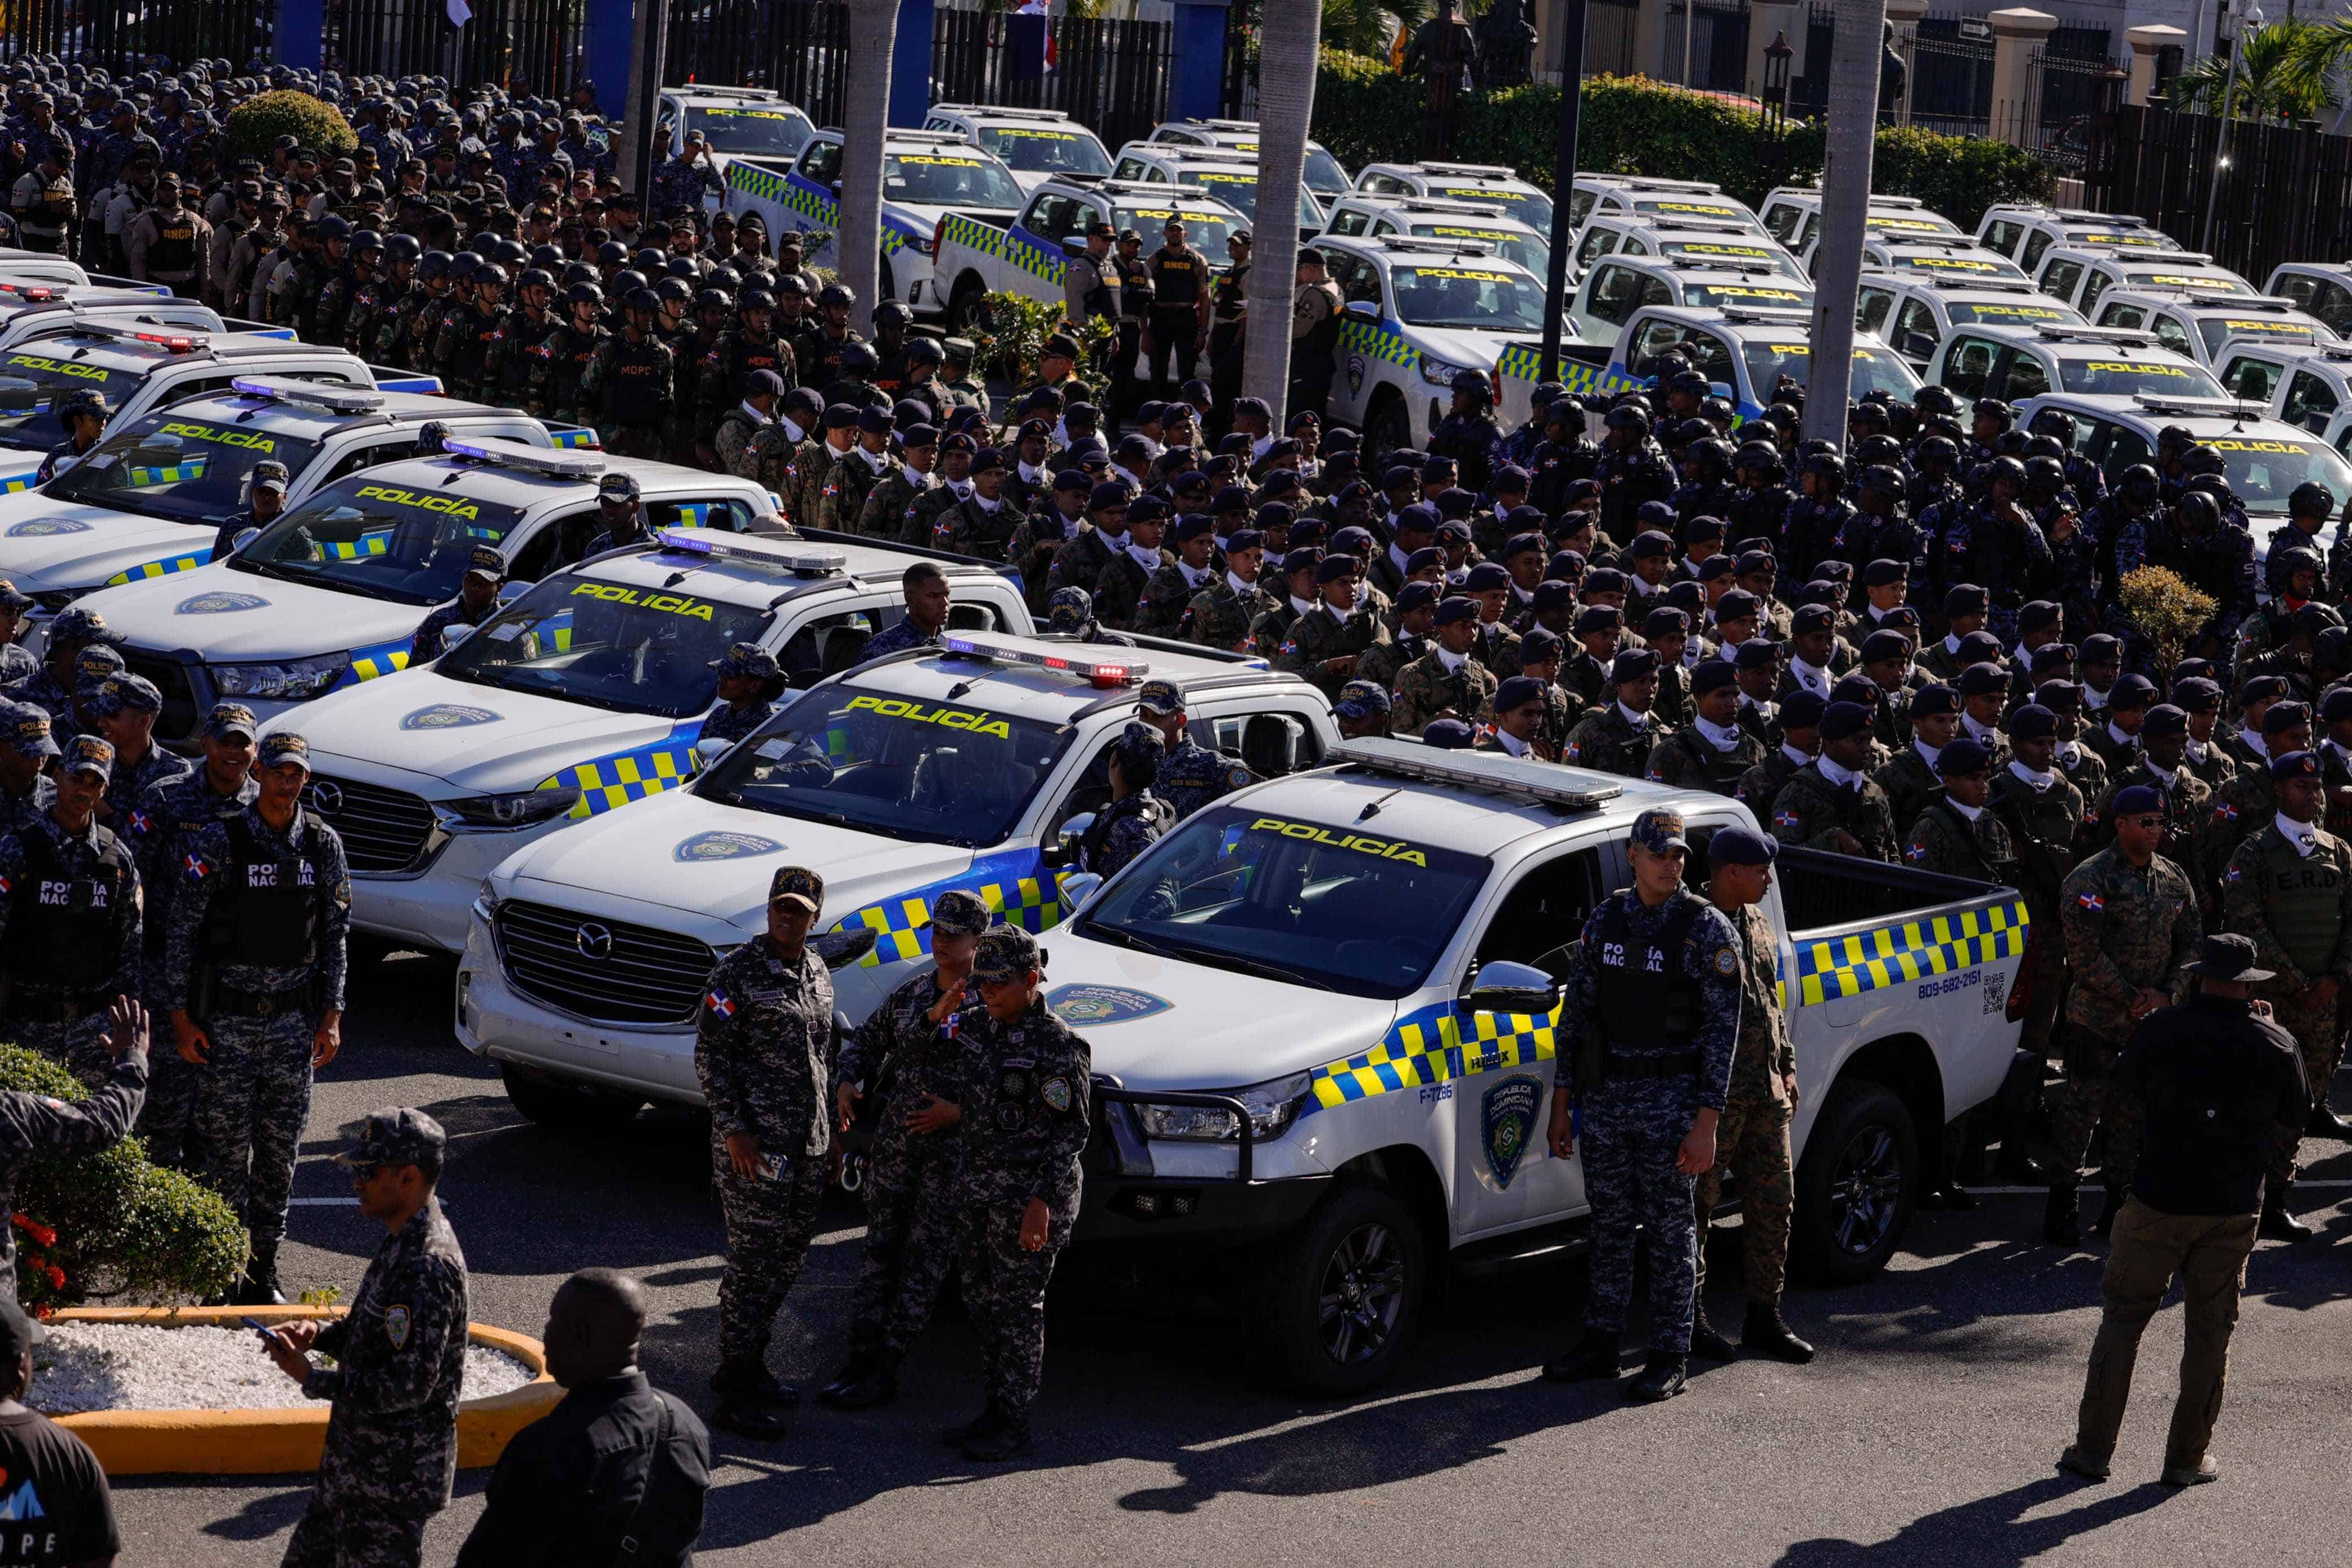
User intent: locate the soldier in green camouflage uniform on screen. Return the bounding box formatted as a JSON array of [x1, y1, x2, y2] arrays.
[[1391, 598, 1495, 738], [859, 425, 937, 540], [1564, 649, 1662, 778], [1767, 701, 1898, 862], [783, 409, 855, 533], [1874, 684, 1960, 837], [902, 438, 978, 548], [1352, 581, 1434, 695], [712, 370, 785, 483], [930, 449, 1023, 561], [820, 408, 903, 534], [2091, 704, 2212, 919], [1138, 516, 1220, 637], [1184, 529, 1273, 653], [1495, 629, 1578, 759], [1900, 737, 2016, 882], [1648, 659, 1767, 795], [1691, 825, 1812, 1365], [1643, 608, 1694, 730], [1247, 549, 1320, 664], [1277, 556, 1389, 702], [2220, 751, 2352, 1240], [2048, 784, 2202, 1246], [2203, 701, 2311, 898], [1986, 704, 2086, 1056]]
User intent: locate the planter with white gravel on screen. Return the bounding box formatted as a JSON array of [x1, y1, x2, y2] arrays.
[[40, 1305, 563, 1475]]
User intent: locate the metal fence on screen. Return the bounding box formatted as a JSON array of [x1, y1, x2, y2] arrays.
[[664, 1, 855, 124], [2009, 45, 2121, 175], [1587, 0, 1644, 79], [328, 0, 586, 97], [1904, 15, 1994, 135], [2108, 102, 2352, 281], [0, 0, 274, 73], [931, 10, 1175, 151], [1789, 2, 1837, 119], [1665, 0, 1752, 96]]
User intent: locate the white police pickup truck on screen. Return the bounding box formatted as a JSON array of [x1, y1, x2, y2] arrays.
[[922, 103, 1115, 197], [0, 378, 573, 623], [930, 177, 1247, 338], [283, 527, 1036, 955], [658, 85, 817, 206], [68, 435, 776, 746], [1045, 740, 2033, 1392], [1314, 233, 1555, 458], [457, 632, 1335, 1131], [0, 287, 284, 355], [724, 129, 1028, 318], [0, 248, 172, 294]]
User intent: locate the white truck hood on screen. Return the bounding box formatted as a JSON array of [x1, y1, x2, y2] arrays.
[[495, 787, 979, 938], [293, 670, 702, 795], [1041, 928, 1399, 1094], [75, 560, 422, 666], [0, 497, 217, 592], [1408, 322, 1548, 369]]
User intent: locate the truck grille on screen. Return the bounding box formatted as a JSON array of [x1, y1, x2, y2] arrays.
[[494, 899, 717, 1027], [119, 649, 200, 744], [304, 774, 436, 873]]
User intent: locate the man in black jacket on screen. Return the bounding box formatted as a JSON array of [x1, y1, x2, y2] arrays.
[[457, 1268, 711, 1566]]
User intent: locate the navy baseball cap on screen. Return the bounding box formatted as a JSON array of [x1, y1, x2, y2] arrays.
[[1709, 825, 1776, 866]]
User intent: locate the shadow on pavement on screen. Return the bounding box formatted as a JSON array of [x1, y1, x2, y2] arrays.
[[1772, 1474, 2175, 1566]]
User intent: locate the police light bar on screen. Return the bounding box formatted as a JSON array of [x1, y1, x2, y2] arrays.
[[2032, 324, 2160, 346], [82, 320, 209, 350], [1718, 306, 1813, 326], [2130, 393, 2259, 417], [1330, 737, 1623, 811], [1378, 236, 1497, 257], [654, 528, 847, 575], [0, 283, 64, 301], [940, 633, 1147, 687], [1419, 161, 1517, 177], [2202, 295, 2301, 313], [442, 434, 606, 479], [228, 375, 385, 414], [1927, 276, 2041, 292]]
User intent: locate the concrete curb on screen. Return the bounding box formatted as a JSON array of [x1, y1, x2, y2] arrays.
[[45, 1304, 563, 1476]]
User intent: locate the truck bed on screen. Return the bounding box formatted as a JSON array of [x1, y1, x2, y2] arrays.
[[1774, 844, 2028, 1007]]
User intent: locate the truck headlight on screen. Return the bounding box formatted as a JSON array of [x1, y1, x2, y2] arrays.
[[210, 654, 349, 699], [1136, 1071, 1312, 1142], [28, 590, 80, 613], [436, 789, 582, 830], [472, 877, 500, 922], [1419, 352, 1469, 387]]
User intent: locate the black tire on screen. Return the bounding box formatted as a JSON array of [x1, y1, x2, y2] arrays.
[[948, 276, 988, 338], [1364, 392, 1412, 467], [500, 1063, 645, 1135], [1793, 1079, 1918, 1284], [1259, 1180, 1425, 1396]]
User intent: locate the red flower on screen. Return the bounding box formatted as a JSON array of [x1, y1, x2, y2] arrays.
[[43, 1265, 63, 1290], [9, 1214, 54, 1248]]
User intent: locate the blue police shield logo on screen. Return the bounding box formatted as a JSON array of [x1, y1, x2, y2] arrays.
[[673, 830, 785, 862], [1346, 353, 1366, 397], [399, 704, 502, 731], [7, 518, 89, 536], [1044, 983, 1173, 1026], [1481, 1075, 1542, 1190], [175, 591, 270, 614]]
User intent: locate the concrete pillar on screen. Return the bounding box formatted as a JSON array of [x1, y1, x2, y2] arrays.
[[276, 0, 323, 73], [1635, 0, 1671, 83], [582, 0, 635, 123], [1885, 0, 1929, 125], [1989, 7, 2058, 146], [1168, 0, 1235, 123], [890, 0, 936, 127], [2127, 23, 2186, 106], [1748, 0, 1801, 99]]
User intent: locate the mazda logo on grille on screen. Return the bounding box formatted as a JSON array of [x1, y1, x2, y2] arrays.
[[575, 923, 615, 959], [309, 781, 344, 815]]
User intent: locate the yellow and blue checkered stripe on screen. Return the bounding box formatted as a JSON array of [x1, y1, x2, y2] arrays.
[[1340, 315, 1416, 370], [124, 457, 207, 486], [729, 164, 910, 255], [328, 529, 393, 561], [1307, 997, 1559, 1112], [938, 214, 1065, 289], [336, 634, 415, 688], [536, 718, 704, 818], [829, 848, 1060, 968], [105, 547, 214, 586], [0, 470, 37, 495], [548, 427, 600, 450], [1791, 899, 2029, 1007]]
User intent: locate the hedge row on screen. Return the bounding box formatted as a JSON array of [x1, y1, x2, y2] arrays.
[[1311, 52, 2056, 231]]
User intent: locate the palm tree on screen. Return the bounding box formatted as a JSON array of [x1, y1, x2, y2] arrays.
[[836, 0, 901, 318], [1244, 0, 1325, 413], [1322, 0, 1432, 58], [2166, 16, 2336, 122]]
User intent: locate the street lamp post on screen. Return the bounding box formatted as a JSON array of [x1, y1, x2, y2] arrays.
[[1539, 0, 1589, 382], [1763, 28, 1793, 137]]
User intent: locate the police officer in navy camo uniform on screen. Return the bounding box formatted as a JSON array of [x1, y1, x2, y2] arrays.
[[0, 734, 141, 1089], [693, 864, 836, 1441], [1544, 807, 1741, 1404], [702, 643, 784, 748], [1080, 722, 1174, 880], [0, 701, 57, 835], [0, 581, 37, 690], [408, 546, 507, 664], [164, 732, 350, 1307], [124, 701, 258, 1167], [11, 607, 110, 731], [937, 924, 1091, 1461], [820, 888, 991, 1412], [88, 674, 189, 824], [1132, 677, 1250, 821]]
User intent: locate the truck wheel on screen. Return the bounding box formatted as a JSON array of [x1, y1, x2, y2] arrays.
[[948, 277, 988, 337], [500, 1063, 645, 1135], [1793, 1080, 1917, 1284], [880, 254, 898, 304], [1259, 1180, 1424, 1396], [1364, 393, 1412, 466]]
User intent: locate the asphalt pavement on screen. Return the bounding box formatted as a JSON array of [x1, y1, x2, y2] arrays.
[[112, 950, 2352, 1566]]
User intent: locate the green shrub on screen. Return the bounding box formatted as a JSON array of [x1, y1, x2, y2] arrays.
[[226, 90, 360, 164], [0, 1046, 243, 1313], [1309, 54, 2057, 229]]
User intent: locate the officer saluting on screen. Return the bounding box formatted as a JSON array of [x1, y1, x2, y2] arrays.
[[164, 733, 351, 1306], [0, 735, 141, 1087], [820, 889, 991, 1411], [693, 865, 836, 1441], [1544, 808, 1741, 1402], [938, 925, 1091, 1461]]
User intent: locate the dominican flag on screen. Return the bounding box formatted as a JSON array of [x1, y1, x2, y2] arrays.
[[2076, 891, 2103, 913], [704, 986, 736, 1019], [443, 0, 472, 29], [127, 808, 153, 836], [183, 853, 211, 882]]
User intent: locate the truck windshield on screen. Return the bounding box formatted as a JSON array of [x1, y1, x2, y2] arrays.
[[2197, 315, 2332, 357], [885, 152, 1025, 209], [1074, 805, 1490, 1000], [2057, 356, 2225, 398], [1682, 279, 1813, 312], [231, 479, 529, 607], [1176, 169, 1322, 231], [44, 413, 324, 525], [1406, 223, 1550, 278], [1391, 264, 1547, 332], [1122, 205, 1242, 258], [1890, 252, 2029, 280], [1429, 183, 1554, 233], [2125, 269, 2254, 297], [436, 574, 773, 717], [1741, 339, 1923, 403], [0, 349, 149, 443], [2202, 432, 2352, 516], [696, 680, 1071, 847], [1944, 299, 2077, 327], [975, 125, 1112, 176], [686, 105, 815, 159], [1653, 237, 1805, 280]]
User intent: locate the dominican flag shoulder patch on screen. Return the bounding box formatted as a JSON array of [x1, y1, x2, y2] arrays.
[[2076, 891, 2103, 912], [704, 985, 736, 1019], [183, 853, 211, 882]]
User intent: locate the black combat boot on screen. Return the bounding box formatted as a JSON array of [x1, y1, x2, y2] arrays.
[[818, 1352, 898, 1411], [961, 1403, 1033, 1462], [2260, 1193, 2314, 1241], [2089, 1184, 2124, 1238], [1687, 1307, 1736, 1362], [1541, 1327, 1620, 1382], [233, 1238, 288, 1307], [1741, 1302, 1815, 1364], [2306, 1104, 2352, 1140], [711, 1359, 792, 1440], [938, 1405, 1002, 1447], [2043, 1184, 2080, 1248], [1627, 1353, 1687, 1402]]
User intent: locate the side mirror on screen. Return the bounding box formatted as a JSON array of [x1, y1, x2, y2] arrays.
[[1342, 300, 1377, 322], [232, 526, 261, 551], [1709, 381, 1732, 399], [438, 622, 477, 653], [1057, 870, 1104, 915], [1041, 812, 1095, 870], [693, 736, 732, 769], [1463, 959, 1564, 1017]]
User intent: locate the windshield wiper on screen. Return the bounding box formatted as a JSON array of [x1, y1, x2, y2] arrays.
[[1172, 946, 1337, 992], [1078, 923, 1183, 960]]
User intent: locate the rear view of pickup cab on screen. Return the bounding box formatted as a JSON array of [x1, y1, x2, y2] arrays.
[[1045, 741, 2031, 1393]]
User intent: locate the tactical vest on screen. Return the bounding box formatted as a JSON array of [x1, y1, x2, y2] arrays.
[[200, 813, 325, 968], [1212, 261, 1248, 323], [148, 211, 197, 275], [1080, 792, 1173, 872], [1299, 281, 1344, 359], [2262, 832, 2347, 976], [1592, 893, 1703, 1056], [1114, 255, 1155, 317], [5, 825, 131, 994], [1149, 246, 1202, 307], [1669, 726, 1752, 794]]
